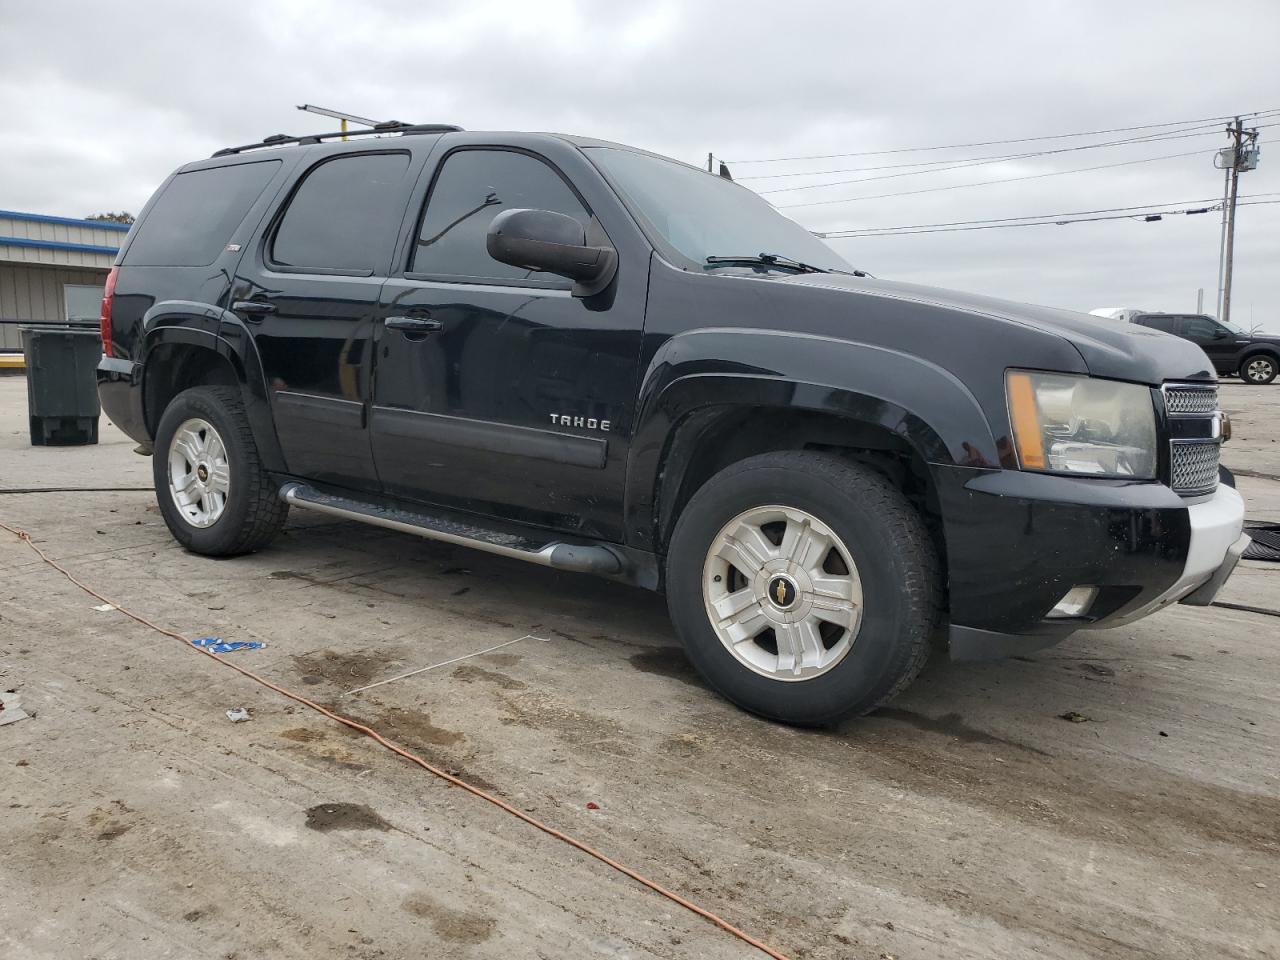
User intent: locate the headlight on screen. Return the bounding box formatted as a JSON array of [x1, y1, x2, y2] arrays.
[[1006, 371, 1156, 479]]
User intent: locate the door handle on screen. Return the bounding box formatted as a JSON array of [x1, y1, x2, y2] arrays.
[[231, 300, 277, 322], [386, 316, 443, 334]]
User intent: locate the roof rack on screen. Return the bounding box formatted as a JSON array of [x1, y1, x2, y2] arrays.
[[212, 121, 464, 157]]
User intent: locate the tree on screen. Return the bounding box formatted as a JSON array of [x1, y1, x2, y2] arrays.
[[86, 211, 135, 224]]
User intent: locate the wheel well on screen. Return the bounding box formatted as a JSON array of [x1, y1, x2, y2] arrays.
[[1242, 347, 1280, 364], [143, 344, 239, 434], [656, 407, 946, 569]]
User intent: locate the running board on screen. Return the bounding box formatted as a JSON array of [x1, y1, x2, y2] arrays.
[[279, 482, 622, 576]]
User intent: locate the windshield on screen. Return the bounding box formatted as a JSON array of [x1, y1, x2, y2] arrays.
[[1219, 317, 1249, 335], [586, 146, 851, 273]]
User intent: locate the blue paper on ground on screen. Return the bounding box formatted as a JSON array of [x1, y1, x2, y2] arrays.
[[192, 636, 264, 654]]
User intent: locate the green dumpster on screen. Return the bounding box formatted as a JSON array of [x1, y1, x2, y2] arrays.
[[20, 322, 102, 445]]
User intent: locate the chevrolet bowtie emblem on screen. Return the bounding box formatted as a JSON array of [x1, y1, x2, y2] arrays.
[[769, 576, 796, 608]]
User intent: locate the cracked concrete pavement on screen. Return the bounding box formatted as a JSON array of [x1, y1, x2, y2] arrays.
[[1, 372, 1277, 959]]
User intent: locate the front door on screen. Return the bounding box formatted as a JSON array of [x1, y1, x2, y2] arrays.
[[1180, 316, 1244, 373], [371, 146, 642, 541], [233, 149, 419, 490]]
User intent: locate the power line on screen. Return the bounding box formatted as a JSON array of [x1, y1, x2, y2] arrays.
[[815, 200, 1280, 239], [825, 209, 1217, 237], [724, 109, 1280, 164], [740, 121, 1238, 182], [814, 193, 1280, 235], [777, 145, 1226, 209], [757, 126, 1246, 194], [817, 197, 1225, 236], [752, 124, 1274, 195]]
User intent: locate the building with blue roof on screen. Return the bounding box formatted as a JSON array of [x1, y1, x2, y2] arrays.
[[0, 210, 128, 354]]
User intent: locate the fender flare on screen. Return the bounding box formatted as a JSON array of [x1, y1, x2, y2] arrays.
[[1238, 344, 1280, 369], [138, 300, 285, 472], [624, 328, 999, 551]]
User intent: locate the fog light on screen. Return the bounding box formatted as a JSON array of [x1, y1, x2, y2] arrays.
[[1047, 586, 1098, 619]]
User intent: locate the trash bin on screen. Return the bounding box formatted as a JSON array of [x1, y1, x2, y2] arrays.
[[20, 322, 102, 445]]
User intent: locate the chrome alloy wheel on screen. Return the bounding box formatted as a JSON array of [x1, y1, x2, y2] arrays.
[[702, 505, 863, 681], [167, 418, 231, 528], [1246, 357, 1275, 383]]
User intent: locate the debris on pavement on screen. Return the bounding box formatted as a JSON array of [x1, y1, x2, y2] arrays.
[[1058, 711, 1091, 723], [585, 801, 600, 810], [225, 707, 252, 723], [0, 694, 31, 727], [92, 603, 116, 612], [1242, 522, 1280, 561], [192, 636, 265, 655], [1077, 662, 1115, 677]]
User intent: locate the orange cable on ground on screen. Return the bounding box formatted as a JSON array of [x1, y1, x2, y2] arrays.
[[0, 520, 791, 960]]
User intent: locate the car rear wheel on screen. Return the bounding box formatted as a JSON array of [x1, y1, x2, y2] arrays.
[[1241, 355, 1278, 385], [153, 385, 288, 556], [665, 451, 940, 726]]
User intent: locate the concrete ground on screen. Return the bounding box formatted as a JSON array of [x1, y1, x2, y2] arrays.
[[1, 371, 1277, 960]]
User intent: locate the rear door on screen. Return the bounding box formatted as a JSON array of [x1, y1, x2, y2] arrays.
[[370, 141, 646, 540], [231, 149, 422, 491]]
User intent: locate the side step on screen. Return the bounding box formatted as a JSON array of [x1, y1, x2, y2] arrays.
[[279, 482, 622, 576]]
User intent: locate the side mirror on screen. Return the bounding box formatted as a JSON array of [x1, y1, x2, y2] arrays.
[[486, 208, 617, 297], [1213, 328, 1229, 339]]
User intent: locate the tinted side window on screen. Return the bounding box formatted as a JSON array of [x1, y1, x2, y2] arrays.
[[272, 152, 411, 272], [412, 149, 590, 282], [1137, 315, 1176, 332], [126, 160, 280, 267], [1182, 317, 1220, 339]]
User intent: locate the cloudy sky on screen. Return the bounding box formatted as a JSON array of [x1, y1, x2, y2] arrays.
[[3, 0, 1278, 321]]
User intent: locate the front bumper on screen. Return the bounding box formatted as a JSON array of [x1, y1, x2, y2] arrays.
[[1093, 485, 1247, 625], [939, 466, 1246, 660]]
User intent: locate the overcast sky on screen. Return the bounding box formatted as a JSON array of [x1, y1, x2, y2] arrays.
[[3, 0, 1278, 321]]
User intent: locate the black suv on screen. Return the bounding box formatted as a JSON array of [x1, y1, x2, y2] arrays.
[[1132, 312, 1279, 384], [97, 124, 1249, 725]]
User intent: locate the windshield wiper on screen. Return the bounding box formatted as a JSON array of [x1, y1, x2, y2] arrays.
[[705, 253, 873, 278], [705, 253, 828, 274]]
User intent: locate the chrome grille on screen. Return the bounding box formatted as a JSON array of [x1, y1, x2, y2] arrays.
[[1170, 442, 1220, 495], [1164, 384, 1218, 415], [1162, 382, 1221, 496]]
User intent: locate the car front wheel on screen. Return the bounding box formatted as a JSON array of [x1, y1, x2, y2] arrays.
[[665, 451, 940, 726]]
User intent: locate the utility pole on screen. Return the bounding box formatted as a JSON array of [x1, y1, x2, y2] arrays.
[[1214, 144, 1231, 317], [1216, 117, 1261, 326]]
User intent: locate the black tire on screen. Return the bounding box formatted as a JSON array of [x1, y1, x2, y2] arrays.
[[152, 385, 288, 556], [665, 452, 940, 726], [1240, 354, 1278, 385]]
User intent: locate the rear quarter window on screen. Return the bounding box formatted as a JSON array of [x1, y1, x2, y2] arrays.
[[125, 160, 281, 267], [270, 152, 412, 273]]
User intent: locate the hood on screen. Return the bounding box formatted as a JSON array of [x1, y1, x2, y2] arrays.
[[779, 273, 1216, 384]]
